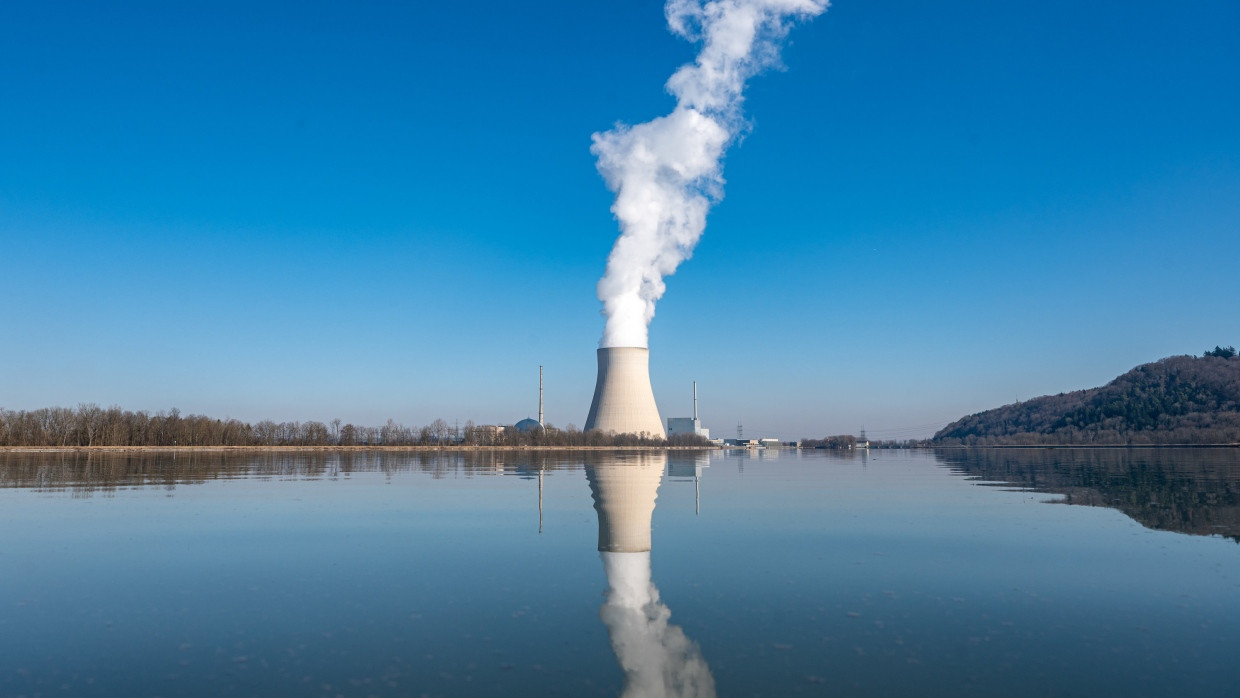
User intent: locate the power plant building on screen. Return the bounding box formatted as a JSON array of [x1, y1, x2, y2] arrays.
[[667, 417, 709, 439], [666, 380, 709, 439]]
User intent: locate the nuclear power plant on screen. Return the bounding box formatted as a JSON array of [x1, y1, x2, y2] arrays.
[[584, 347, 666, 438], [667, 380, 711, 439]]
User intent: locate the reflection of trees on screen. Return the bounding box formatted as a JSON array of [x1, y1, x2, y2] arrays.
[[936, 448, 1240, 541], [0, 450, 620, 496]]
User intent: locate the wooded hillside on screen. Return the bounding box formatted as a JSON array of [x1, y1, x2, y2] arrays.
[[934, 352, 1240, 445]]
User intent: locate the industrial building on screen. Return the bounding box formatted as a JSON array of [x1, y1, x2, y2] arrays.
[[666, 381, 710, 439]]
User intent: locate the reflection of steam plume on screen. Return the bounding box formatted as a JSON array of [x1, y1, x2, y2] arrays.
[[593, 0, 828, 348], [600, 553, 715, 698], [587, 454, 716, 697]]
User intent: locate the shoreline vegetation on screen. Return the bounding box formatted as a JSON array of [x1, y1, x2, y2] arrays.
[[0, 404, 713, 449]]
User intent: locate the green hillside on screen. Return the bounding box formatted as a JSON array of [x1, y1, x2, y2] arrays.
[[934, 350, 1240, 445]]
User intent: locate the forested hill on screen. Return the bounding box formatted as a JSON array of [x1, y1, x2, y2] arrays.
[[934, 353, 1240, 445]]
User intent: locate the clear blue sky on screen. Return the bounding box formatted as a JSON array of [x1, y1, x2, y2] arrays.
[[2, 0, 1237, 439]]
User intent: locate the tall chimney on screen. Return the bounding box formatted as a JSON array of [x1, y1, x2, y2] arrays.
[[693, 380, 698, 421], [584, 347, 666, 437], [538, 365, 544, 425]]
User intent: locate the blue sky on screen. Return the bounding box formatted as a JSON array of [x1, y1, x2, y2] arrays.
[[2, 0, 1237, 439]]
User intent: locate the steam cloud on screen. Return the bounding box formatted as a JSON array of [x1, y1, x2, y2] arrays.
[[600, 551, 716, 697], [592, 0, 828, 348]]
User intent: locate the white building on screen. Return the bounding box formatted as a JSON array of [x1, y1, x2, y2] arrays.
[[666, 381, 709, 439], [667, 417, 709, 439]]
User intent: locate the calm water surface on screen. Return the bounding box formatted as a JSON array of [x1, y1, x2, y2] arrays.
[[2, 448, 1238, 697]]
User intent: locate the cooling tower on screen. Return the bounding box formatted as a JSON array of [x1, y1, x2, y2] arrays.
[[584, 347, 666, 438]]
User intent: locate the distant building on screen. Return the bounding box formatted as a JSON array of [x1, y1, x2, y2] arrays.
[[514, 418, 543, 433], [667, 381, 710, 439], [668, 417, 709, 439], [855, 428, 869, 449]]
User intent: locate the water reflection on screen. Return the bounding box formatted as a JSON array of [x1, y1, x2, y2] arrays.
[[5, 448, 1240, 695], [0, 450, 588, 494], [937, 447, 1240, 541], [587, 452, 716, 697], [667, 452, 709, 515]]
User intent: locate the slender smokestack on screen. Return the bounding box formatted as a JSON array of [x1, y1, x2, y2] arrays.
[[584, 347, 666, 438], [538, 365, 544, 425], [693, 380, 698, 421]]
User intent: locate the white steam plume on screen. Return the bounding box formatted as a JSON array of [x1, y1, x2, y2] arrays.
[[592, 0, 828, 348]]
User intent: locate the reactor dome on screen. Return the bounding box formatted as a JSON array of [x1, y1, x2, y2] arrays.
[[514, 418, 543, 432]]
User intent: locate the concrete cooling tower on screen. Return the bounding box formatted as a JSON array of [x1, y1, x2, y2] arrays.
[[584, 347, 666, 438]]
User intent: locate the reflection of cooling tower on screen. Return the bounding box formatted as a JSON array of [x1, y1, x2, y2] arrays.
[[587, 453, 667, 552], [588, 454, 716, 698], [584, 347, 666, 438]]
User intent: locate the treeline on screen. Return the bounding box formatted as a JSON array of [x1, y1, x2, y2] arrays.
[[800, 435, 924, 449], [935, 353, 1240, 446], [0, 404, 712, 448], [802, 435, 857, 449]]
